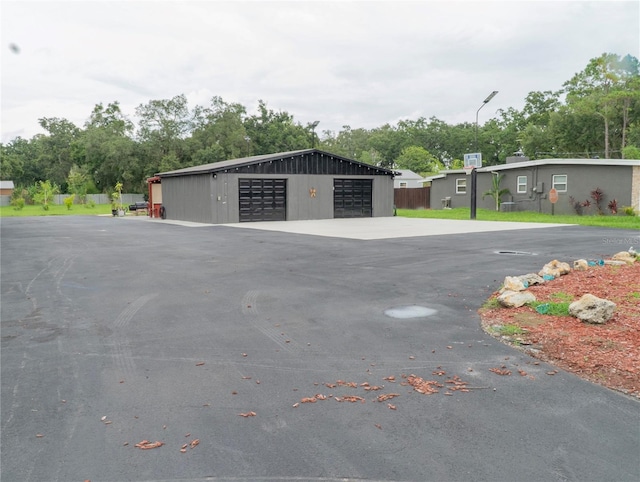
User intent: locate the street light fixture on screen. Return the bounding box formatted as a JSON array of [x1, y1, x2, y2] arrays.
[[310, 120, 320, 148], [470, 91, 497, 221], [475, 90, 498, 152]]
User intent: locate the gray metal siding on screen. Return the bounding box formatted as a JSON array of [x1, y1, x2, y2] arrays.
[[207, 173, 393, 223], [161, 174, 213, 223]]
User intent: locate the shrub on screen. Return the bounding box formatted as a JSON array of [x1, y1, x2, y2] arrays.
[[590, 187, 605, 215], [63, 194, 75, 210], [11, 196, 25, 210], [608, 199, 618, 215], [85, 198, 96, 209], [569, 196, 583, 215], [623, 205, 637, 216]]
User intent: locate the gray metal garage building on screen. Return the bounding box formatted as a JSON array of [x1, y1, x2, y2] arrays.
[[157, 149, 395, 224]]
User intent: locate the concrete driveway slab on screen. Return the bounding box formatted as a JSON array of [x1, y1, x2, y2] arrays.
[[1, 216, 638, 482], [224, 216, 575, 240]]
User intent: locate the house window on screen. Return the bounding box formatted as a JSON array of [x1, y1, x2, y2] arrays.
[[456, 178, 466, 194], [399, 182, 407, 188], [517, 176, 528, 194], [552, 174, 568, 192]]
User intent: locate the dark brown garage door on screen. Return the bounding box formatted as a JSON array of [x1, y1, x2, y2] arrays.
[[334, 179, 373, 218], [239, 179, 287, 222]]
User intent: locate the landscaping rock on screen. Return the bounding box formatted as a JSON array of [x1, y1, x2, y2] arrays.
[[569, 294, 616, 324], [538, 260, 571, 279], [573, 259, 589, 271], [604, 259, 627, 266], [612, 251, 636, 265], [498, 290, 536, 308], [500, 276, 528, 293], [517, 273, 546, 286]]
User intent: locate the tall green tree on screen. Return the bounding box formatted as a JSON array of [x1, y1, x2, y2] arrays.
[[33, 179, 60, 210], [243, 100, 309, 155], [394, 146, 443, 174], [35, 117, 82, 190], [189, 96, 249, 163], [135, 94, 195, 176], [563, 53, 640, 158]]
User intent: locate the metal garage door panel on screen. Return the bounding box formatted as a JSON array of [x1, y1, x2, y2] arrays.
[[239, 179, 287, 222], [334, 179, 373, 218]]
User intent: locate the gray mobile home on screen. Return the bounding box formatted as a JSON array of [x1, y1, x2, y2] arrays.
[[157, 149, 395, 224], [428, 158, 640, 215]]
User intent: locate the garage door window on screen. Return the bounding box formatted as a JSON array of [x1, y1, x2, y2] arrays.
[[239, 178, 287, 222], [334, 179, 373, 218]]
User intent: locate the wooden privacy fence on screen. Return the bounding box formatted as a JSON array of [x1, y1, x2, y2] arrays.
[[394, 187, 430, 209]]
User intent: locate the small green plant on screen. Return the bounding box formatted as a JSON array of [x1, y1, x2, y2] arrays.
[[482, 172, 511, 211], [622, 205, 637, 216], [482, 298, 501, 309], [499, 324, 525, 336], [550, 292, 573, 303], [529, 301, 571, 316], [63, 194, 75, 210], [10, 196, 25, 210], [85, 198, 96, 209], [33, 180, 60, 211]]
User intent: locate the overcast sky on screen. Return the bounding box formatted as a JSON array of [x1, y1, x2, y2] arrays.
[[2, 0, 638, 144]]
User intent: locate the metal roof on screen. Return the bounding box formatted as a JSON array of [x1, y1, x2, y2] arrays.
[[477, 158, 640, 172], [0, 180, 15, 189], [157, 149, 395, 178]]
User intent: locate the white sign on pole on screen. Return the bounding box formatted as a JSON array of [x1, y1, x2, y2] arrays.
[[463, 153, 482, 168]]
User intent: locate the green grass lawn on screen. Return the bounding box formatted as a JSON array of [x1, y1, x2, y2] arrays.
[[397, 207, 640, 230], [0, 203, 113, 217]]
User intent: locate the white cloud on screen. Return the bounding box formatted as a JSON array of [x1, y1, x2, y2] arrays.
[[2, 0, 638, 143]]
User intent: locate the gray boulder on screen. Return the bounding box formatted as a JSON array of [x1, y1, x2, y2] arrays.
[[498, 290, 536, 308], [569, 294, 616, 324]]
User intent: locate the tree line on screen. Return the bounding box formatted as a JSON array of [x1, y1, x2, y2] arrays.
[[1, 52, 639, 196]]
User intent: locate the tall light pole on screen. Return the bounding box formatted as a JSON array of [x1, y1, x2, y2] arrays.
[[470, 90, 497, 221], [310, 120, 320, 148], [475, 90, 498, 152]]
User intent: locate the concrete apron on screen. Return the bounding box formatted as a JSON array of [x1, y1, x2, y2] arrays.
[[125, 216, 573, 240]]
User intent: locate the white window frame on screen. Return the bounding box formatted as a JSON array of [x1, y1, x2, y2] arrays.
[[517, 175, 528, 194], [456, 178, 467, 194], [399, 182, 407, 188], [552, 174, 568, 192]]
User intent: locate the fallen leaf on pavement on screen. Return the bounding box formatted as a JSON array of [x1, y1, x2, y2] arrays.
[[135, 440, 164, 450], [238, 411, 256, 417], [376, 393, 400, 402]]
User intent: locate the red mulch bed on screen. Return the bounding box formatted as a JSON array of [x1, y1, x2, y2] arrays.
[[480, 260, 640, 398]]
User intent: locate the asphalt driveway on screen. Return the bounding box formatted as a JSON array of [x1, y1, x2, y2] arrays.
[[1, 216, 639, 482]]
